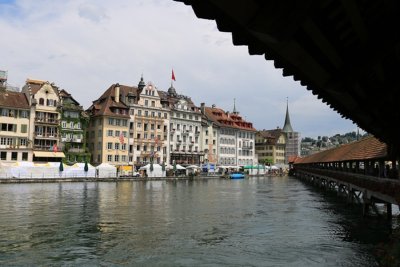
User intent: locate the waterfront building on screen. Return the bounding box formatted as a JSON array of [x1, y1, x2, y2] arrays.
[[255, 128, 287, 166], [21, 79, 65, 162], [201, 102, 256, 167], [58, 89, 90, 163], [0, 81, 32, 162], [159, 84, 203, 165], [127, 77, 170, 168], [86, 84, 130, 168], [199, 106, 218, 165], [282, 100, 301, 163]]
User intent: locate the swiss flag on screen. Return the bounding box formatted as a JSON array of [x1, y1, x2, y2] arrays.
[[172, 69, 176, 81]]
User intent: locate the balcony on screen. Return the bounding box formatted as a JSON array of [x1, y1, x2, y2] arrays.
[[68, 148, 85, 153], [34, 133, 59, 139], [35, 118, 59, 125]]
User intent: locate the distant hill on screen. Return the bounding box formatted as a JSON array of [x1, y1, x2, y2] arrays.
[[301, 131, 369, 156]]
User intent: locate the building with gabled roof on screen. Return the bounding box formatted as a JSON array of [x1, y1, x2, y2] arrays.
[[255, 128, 287, 166], [201, 101, 256, 167], [86, 83, 130, 168], [21, 79, 65, 162], [126, 77, 170, 168]]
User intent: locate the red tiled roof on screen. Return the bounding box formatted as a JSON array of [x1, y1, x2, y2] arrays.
[[0, 91, 29, 109], [87, 84, 130, 118], [204, 106, 256, 131], [296, 135, 387, 164]]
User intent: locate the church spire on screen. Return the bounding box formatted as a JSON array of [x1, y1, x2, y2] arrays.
[[282, 97, 294, 132], [233, 98, 238, 114]]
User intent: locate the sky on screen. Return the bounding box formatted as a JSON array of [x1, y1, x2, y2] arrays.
[[0, 0, 362, 139]]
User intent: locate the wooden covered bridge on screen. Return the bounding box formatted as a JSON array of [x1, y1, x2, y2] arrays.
[[291, 136, 400, 218]]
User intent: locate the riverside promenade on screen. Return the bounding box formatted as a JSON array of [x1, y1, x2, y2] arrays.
[[0, 175, 223, 184]]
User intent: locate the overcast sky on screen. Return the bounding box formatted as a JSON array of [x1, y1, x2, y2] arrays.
[[0, 0, 362, 138]]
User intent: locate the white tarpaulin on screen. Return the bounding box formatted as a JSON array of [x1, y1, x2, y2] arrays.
[[96, 163, 117, 178], [0, 161, 96, 178], [139, 163, 165, 177]]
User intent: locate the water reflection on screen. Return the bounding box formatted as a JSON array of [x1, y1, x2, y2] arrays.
[[0, 177, 391, 266]]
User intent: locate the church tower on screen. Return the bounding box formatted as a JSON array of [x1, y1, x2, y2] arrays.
[[282, 98, 300, 163]]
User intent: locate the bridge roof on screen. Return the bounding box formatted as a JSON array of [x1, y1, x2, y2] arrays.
[[177, 0, 400, 155], [295, 135, 387, 164]]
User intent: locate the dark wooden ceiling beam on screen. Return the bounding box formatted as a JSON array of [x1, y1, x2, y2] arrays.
[[340, 0, 369, 43]]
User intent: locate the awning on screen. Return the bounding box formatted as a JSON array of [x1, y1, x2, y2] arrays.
[[34, 151, 66, 158]]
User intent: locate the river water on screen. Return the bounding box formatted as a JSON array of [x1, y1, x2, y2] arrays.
[[0, 176, 395, 266]]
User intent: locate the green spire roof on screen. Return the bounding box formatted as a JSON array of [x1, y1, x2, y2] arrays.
[[138, 74, 145, 90], [282, 98, 293, 132]]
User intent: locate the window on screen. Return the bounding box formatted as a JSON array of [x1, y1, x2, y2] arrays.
[[164, 113, 167, 119], [22, 152, 28, 161], [145, 111, 148, 117], [20, 110, 28, 118], [21, 124, 27, 133], [107, 155, 112, 162], [122, 155, 126, 162], [108, 118, 114, 125], [107, 142, 112, 149], [115, 130, 120, 137], [11, 152, 17, 161], [114, 155, 119, 162], [151, 101, 155, 107], [115, 143, 120, 150], [39, 98, 44, 105], [122, 144, 126, 150], [107, 130, 113, 136], [0, 152, 6, 160], [145, 100, 148, 106], [20, 138, 27, 146]]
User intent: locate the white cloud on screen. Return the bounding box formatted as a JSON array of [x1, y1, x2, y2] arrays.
[[0, 0, 360, 138]]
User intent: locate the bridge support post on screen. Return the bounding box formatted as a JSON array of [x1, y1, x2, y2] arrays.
[[386, 203, 392, 220], [362, 190, 370, 217]]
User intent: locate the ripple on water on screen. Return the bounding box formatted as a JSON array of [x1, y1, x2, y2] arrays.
[[0, 179, 390, 266]]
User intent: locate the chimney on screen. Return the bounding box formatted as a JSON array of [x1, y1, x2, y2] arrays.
[[200, 102, 205, 114], [115, 83, 120, 103]]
